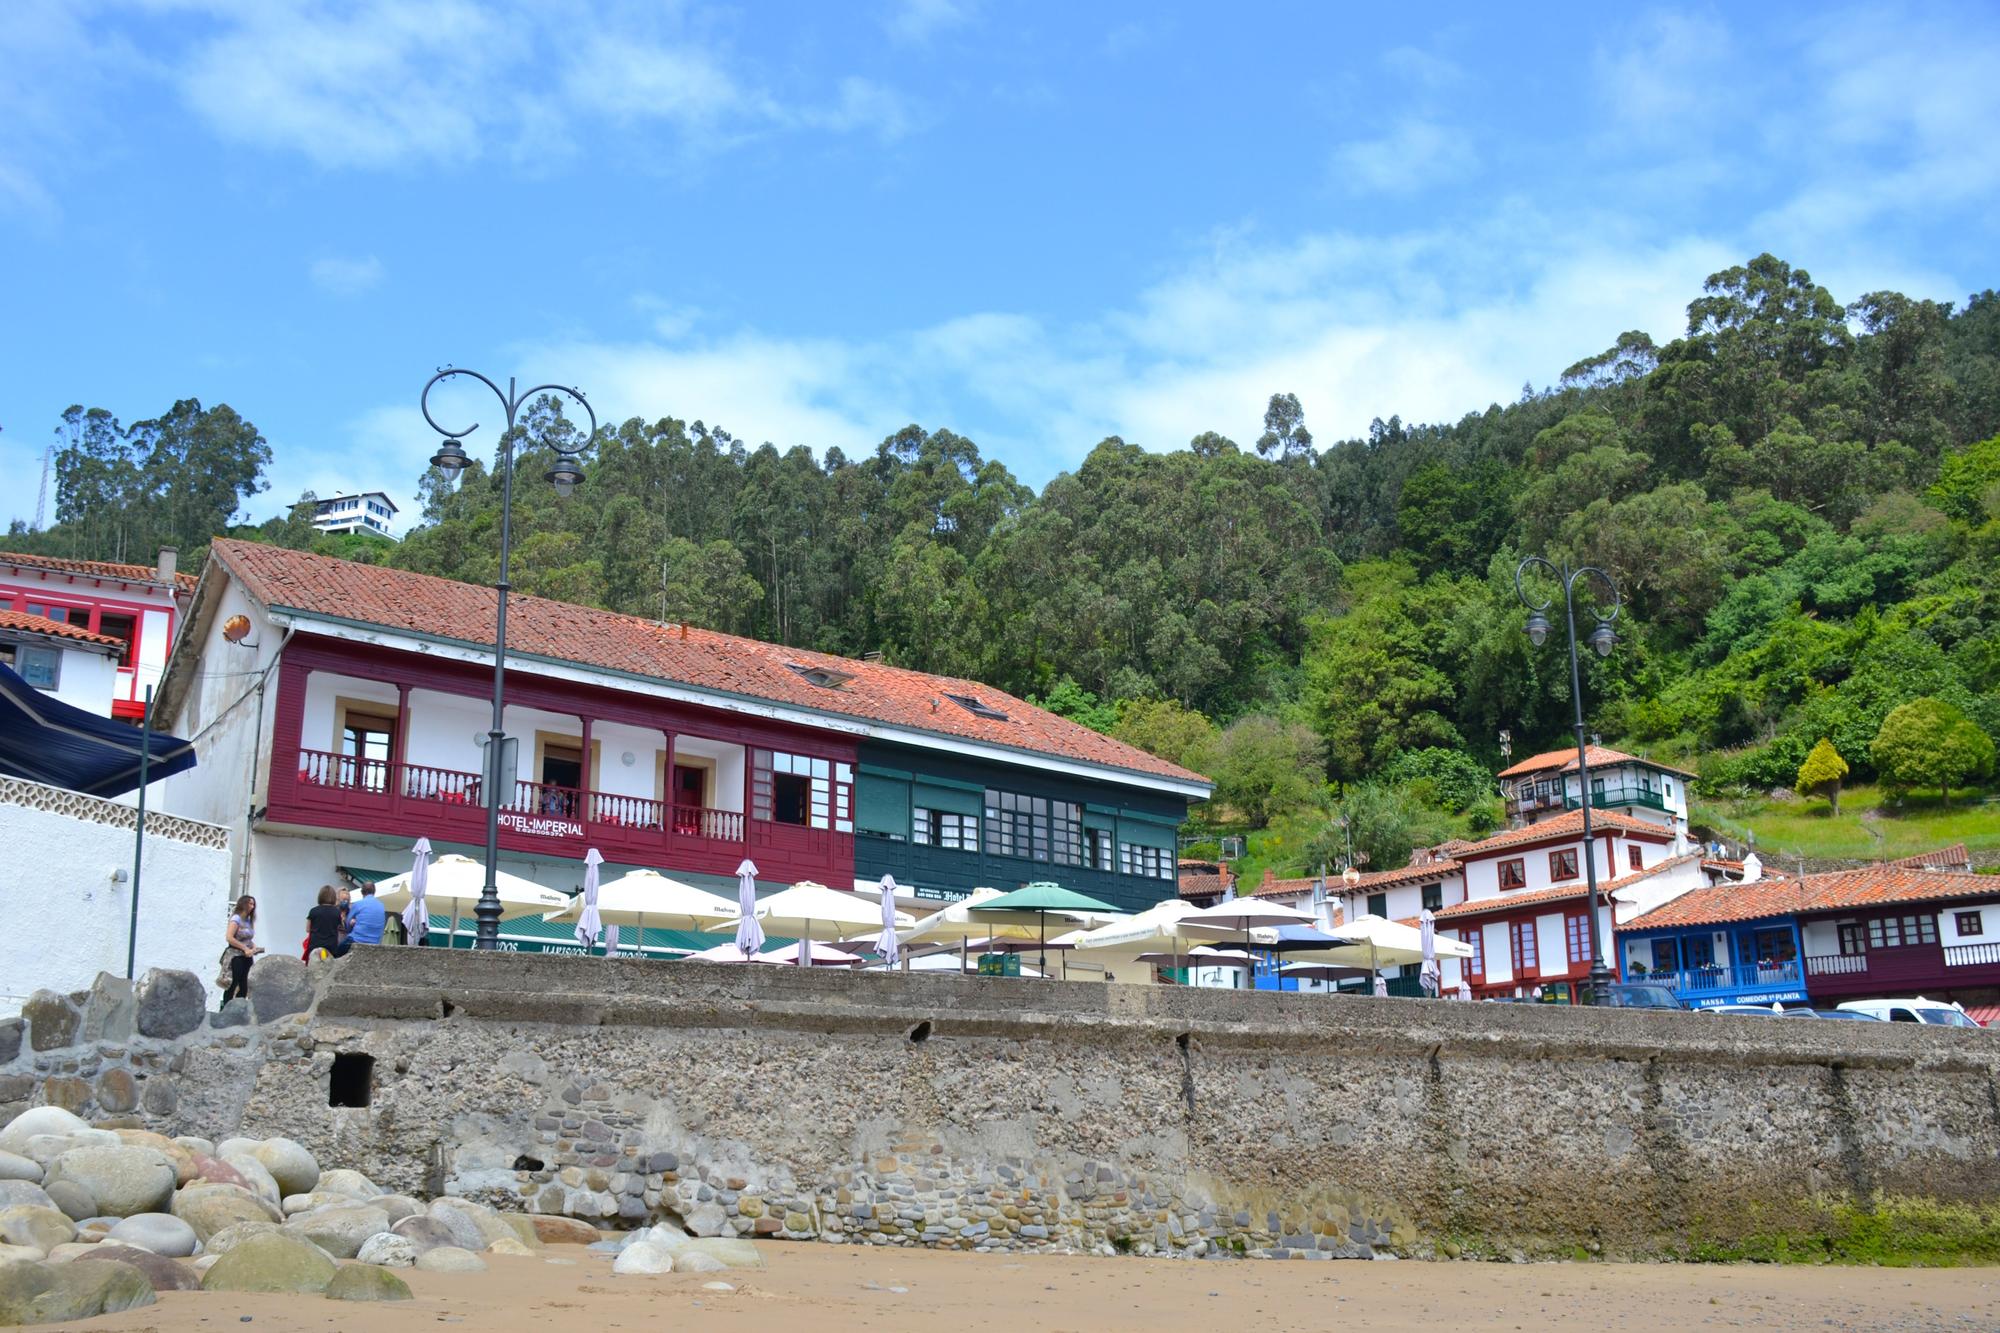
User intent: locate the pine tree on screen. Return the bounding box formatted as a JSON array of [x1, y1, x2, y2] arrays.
[[1794, 737, 1850, 813]]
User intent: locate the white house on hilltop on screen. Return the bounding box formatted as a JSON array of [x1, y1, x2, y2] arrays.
[[312, 493, 399, 540], [1497, 744, 1692, 833]]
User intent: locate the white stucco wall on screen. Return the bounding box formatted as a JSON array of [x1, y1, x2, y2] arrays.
[[1800, 919, 1844, 956], [0, 777, 230, 1018], [1481, 921, 1513, 984], [1535, 912, 1568, 977], [1941, 905, 1994, 944], [43, 644, 119, 715]]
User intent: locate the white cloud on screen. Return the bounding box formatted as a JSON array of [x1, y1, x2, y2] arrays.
[[159, 0, 921, 168], [309, 254, 385, 296], [885, 0, 974, 45], [1591, 11, 1739, 143], [1331, 118, 1475, 196]]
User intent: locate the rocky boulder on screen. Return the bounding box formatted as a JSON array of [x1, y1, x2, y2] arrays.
[[355, 1232, 417, 1267], [199, 1221, 282, 1256], [374, 1194, 425, 1224], [326, 1264, 414, 1302], [0, 1206, 75, 1254], [73, 1246, 201, 1293], [316, 1168, 383, 1199], [429, 1197, 513, 1251], [0, 1258, 155, 1325], [172, 1185, 280, 1243], [389, 1215, 456, 1254], [0, 1182, 56, 1212], [199, 1232, 336, 1294], [109, 1131, 195, 1184], [20, 992, 80, 1053], [42, 1181, 95, 1222], [106, 1213, 197, 1258], [134, 969, 206, 1040], [412, 1245, 486, 1273], [0, 1108, 88, 1157], [247, 1139, 319, 1198], [529, 1215, 601, 1245], [673, 1250, 728, 1274], [283, 1204, 391, 1260], [218, 1152, 283, 1205], [611, 1241, 675, 1275], [0, 1152, 42, 1184], [80, 974, 136, 1044], [45, 1145, 176, 1217], [248, 956, 316, 1024], [186, 1153, 253, 1192]]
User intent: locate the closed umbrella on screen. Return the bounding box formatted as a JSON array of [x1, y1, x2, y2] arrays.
[[875, 874, 901, 968], [1419, 907, 1440, 997], [574, 848, 605, 953], [971, 882, 1119, 976], [733, 858, 764, 957], [401, 837, 431, 944]]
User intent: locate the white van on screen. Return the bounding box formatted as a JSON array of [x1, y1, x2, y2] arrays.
[[1835, 997, 1982, 1027]]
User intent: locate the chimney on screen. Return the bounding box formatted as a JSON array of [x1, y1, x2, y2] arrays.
[[1261, 867, 1276, 892], [157, 547, 178, 585]]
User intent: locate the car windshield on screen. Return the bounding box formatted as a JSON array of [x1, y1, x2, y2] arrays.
[[1616, 987, 1677, 1008], [1916, 1008, 1980, 1027]]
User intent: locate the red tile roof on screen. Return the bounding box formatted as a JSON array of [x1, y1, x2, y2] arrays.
[[1178, 869, 1232, 901], [1335, 861, 1464, 892], [205, 540, 1208, 789], [0, 550, 195, 592], [1888, 844, 1973, 871], [1498, 744, 1695, 780], [1454, 808, 1669, 857], [0, 608, 126, 650], [1621, 866, 1998, 931], [1432, 856, 1696, 921]]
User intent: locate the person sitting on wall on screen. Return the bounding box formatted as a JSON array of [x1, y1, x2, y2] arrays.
[[306, 885, 350, 963], [347, 882, 387, 949]]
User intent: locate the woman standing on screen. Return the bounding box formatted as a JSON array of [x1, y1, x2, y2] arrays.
[[221, 896, 263, 1007], [305, 885, 346, 963]]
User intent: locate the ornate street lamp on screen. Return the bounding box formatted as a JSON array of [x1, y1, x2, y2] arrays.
[[1514, 555, 1621, 1004], [421, 367, 597, 950]]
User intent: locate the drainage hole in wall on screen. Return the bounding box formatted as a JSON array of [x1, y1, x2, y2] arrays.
[[908, 1019, 933, 1044], [329, 1052, 375, 1108], [513, 1155, 545, 1172]]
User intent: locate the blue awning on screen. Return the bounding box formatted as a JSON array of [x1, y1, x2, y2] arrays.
[[0, 663, 197, 797]]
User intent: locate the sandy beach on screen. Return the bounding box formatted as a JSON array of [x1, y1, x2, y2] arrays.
[[71, 1247, 2000, 1333]]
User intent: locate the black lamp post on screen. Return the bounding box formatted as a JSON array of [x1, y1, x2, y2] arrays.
[[420, 367, 597, 950], [1514, 556, 1621, 1004]]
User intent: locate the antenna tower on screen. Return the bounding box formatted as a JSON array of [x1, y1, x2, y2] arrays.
[[35, 441, 52, 531]]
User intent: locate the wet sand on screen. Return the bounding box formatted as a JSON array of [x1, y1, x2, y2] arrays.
[[83, 1247, 2000, 1333]]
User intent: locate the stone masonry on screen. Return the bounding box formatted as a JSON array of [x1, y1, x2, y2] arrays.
[[8, 948, 2000, 1261]]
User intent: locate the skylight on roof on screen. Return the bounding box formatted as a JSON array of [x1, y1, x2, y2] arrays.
[[786, 663, 854, 690], [944, 692, 1008, 721]]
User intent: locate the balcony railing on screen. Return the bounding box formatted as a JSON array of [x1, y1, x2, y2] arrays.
[[1945, 942, 2000, 968], [1631, 961, 1802, 993], [1804, 953, 1870, 977], [1565, 785, 1669, 813], [294, 748, 727, 842]]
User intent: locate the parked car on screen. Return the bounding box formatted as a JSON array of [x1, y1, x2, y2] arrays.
[[1704, 1003, 1789, 1016], [1801, 1009, 1883, 1021], [1835, 998, 1983, 1027], [1585, 983, 1687, 1010]]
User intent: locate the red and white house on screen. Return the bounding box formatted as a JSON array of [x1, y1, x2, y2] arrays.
[[1497, 743, 1692, 834], [0, 550, 194, 720]]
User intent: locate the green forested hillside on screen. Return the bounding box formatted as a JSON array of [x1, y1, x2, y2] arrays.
[[14, 255, 2000, 862]]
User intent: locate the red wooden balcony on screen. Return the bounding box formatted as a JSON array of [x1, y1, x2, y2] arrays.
[[282, 748, 849, 884]]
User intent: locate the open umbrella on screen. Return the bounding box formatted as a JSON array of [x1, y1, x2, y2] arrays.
[[574, 848, 605, 952], [545, 868, 737, 956], [1177, 897, 1320, 989], [375, 853, 570, 945], [713, 881, 915, 967], [875, 874, 901, 968], [1318, 913, 1472, 994], [899, 887, 1057, 974], [971, 882, 1119, 976], [1278, 959, 1371, 987], [1073, 899, 1211, 979], [758, 939, 869, 967], [733, 858, 764, 957], [400, 838, 432, 944]]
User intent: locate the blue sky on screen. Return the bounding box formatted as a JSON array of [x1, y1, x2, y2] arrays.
[[3, 1, 1997, 533]]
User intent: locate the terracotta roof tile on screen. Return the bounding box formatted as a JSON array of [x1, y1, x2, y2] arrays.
[[0, 550, 195, 592], [1888, 844, 1972, 871], [1621, 866, 1998, 932], [0, 608, 127, 650], [1454, 808, 1668, 857], [1178, 872, 1231, 901], [207, 539, 1208, 789], [1340, 861, 1462, 890], [1497, 744, 1695, 780], [1432, 856, 1696, 921]]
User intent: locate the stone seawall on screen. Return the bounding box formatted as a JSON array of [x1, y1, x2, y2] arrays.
[[11, 949, 2000, 1261]]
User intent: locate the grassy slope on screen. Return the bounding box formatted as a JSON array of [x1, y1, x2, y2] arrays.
[[1694, 784, 2000, 868]]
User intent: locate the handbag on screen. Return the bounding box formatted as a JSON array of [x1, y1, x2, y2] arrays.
[[215, 948, 234, 990]]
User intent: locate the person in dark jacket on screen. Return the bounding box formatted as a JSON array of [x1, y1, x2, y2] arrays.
[[305, 884, 349, 962]]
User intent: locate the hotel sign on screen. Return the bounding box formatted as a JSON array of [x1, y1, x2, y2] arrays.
[[500, 812, 583, 839]]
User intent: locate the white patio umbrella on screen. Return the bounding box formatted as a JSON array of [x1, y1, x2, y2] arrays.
[[545, 868, 738, 953], [574, 848, 605, 952], [759, 940, 869, 967], [733, 858, 764, 957], [714, 881, 916, 966], [899, 888, 1059, 965], [875, 874, 901, 968], [375, 853, 570, 944], [1317, 913, 1472, 991], [1177, 896, 1320, 988], [400, 838, 432, 943]]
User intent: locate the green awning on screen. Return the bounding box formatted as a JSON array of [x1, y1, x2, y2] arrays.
[[338, 865, 399, 886]]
